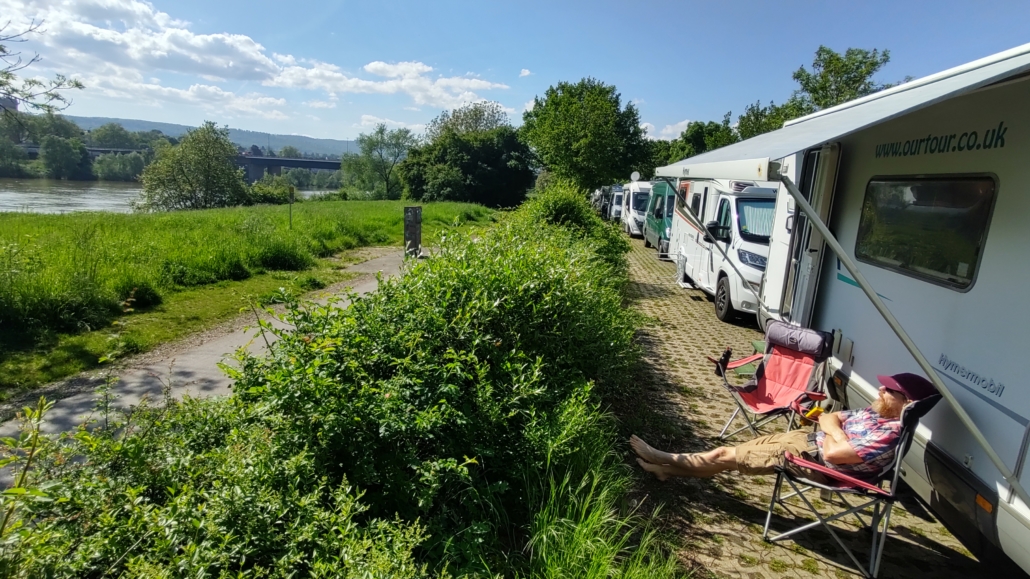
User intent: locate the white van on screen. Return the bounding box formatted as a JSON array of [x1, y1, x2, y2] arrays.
[[620, 181, 651, 237], [669, 180, 776, 322], [608, 185, 624, 222], [655, 43, 1030, 574]]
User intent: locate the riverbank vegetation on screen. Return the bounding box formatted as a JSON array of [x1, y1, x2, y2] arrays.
[[0, 200, 492, 393], [1, 183, 681, 579]]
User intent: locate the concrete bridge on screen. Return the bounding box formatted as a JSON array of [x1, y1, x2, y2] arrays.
[[19, 144, 145, 159], [236, 155, 341, 183]]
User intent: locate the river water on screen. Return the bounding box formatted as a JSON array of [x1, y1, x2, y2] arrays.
[[0, 180, 331, 214], [0, 178, 142, 214]]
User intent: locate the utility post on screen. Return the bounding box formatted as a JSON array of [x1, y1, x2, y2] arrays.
[[404, 206, 422, 258]]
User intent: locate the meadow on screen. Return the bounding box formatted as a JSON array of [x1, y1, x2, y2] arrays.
[[1, 182, 682, 578], [0, 201, 492, 393]]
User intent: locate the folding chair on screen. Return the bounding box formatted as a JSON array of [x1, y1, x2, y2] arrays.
[[762, 394, 942, 578], [707, 321, 833, 440]]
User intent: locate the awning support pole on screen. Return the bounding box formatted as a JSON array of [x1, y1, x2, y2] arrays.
[[776, 173, 1030, 507], [656, 177, 761, 304]]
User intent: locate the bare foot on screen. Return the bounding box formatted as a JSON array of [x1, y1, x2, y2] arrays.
[[629, 435, 666, 464], [636, 458, 669, 481]]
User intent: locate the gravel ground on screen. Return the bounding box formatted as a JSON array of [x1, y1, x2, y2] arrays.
[[618, 238, 988, 579]]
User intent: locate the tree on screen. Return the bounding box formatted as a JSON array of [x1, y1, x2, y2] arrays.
[[137, 121, 250, 211], [341, 123, 416, 200], [635, 139, 673, 180], [94, 152, 146, 181], [1, 21, 83, 114], [736, 96, 814, 140], [521, 78, 648, 191], [399, 125, 535, 208], [667, 114, 740, 162], [248, 144, 263, 156], [279, 145, 302, 158], [425, 101, 510, 141], [793, 46, 897, 110], [0, 137, 27, 177], [89, 123, 137, 149], [40, 135, 92, 180]]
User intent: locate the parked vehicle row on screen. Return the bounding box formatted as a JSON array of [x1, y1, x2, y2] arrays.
[[653, 42, 1030, 575]]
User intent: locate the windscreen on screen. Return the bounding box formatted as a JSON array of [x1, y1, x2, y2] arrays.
[[613, 194, 623, 206], [736, 198, 775, 243], [632, 192, 650, 212]]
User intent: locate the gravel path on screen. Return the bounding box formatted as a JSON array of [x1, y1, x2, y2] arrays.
[[618, 239, 989, 579]]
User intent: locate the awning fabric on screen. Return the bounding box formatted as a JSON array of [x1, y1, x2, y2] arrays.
[[655, 43, 1030, 181]]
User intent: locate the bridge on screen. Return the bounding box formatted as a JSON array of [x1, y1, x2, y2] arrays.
[[19, 145, 145, 159], [235, 155, 341, 183]]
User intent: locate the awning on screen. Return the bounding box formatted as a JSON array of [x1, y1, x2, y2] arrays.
[[655, 42, 1030, 181]]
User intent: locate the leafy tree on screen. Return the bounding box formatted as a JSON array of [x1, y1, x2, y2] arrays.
[[425, 101, 510, 141], [736, 46, 902, 139], [400, 125, 534, 207], [88, 123, 137, 149], [341, 123, 416, 200], [667, 114, 740, 161], [635, 139, 673, 179], [278, 145, 302, 158], [250, 173, 295, 204], [521, 77, 648, 190], [0, 136, 27, 177], [93, 152, 146, 181], [40, 135, 92, 180], [137, 121, 250, 211], [0, 21, 83, 115]]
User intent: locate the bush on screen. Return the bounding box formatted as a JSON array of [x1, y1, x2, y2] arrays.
[[254, 235, 314, 271], [112, 274, 163, 308], [249, 173, 296, 205], [94, 152, 147, 182]]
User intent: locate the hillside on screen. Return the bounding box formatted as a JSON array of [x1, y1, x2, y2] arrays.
[[63, 116, 356, 157]]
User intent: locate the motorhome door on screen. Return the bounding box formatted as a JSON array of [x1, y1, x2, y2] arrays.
[[782, 144, 840, 326]]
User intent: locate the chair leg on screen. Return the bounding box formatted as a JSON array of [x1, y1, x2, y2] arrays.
[[871, 503, 894, 578], [763, 471, 784, 540], [719, 407, 741, 438]]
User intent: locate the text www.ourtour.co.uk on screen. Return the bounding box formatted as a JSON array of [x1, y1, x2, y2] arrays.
[[874, 121, 1008, 158]]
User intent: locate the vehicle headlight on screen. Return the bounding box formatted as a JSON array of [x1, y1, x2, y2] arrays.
[[738, 249, 767, 270], [664, 227, 670, 238]]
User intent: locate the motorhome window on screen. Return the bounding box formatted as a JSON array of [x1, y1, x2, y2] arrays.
[[736, 199, 775, 244], [632, 192, 650, 212], [665, 194, 675, 217], [855, 177, 996, 290], [690, 194, 701, 216], [717, 199, 731, 228], [613, 194, 622, 206]]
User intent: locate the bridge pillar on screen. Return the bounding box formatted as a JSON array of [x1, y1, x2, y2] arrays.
[[246, 164, 265, 184]]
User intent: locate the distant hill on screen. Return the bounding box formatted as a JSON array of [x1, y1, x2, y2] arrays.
[[63, 116, 357, 157]]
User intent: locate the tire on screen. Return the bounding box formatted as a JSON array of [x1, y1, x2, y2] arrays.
[[715, 275, 737, 322]]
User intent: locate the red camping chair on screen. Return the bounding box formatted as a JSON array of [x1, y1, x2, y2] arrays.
[[762, 394, 942, 578], [707, 321, 833, 440]]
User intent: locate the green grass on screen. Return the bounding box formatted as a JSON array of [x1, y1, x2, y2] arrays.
[[0, 200, 493, 395]]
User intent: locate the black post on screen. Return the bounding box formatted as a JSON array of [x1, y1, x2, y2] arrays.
[[404, 206, 422, 258]]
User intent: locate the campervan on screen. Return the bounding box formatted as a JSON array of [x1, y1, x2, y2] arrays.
[[654, 44, 1030, 574], [608, 185, 624, 222], [642, 180, 676, 258], [668, 179, 776, 321], [620, 181, 651, 237]]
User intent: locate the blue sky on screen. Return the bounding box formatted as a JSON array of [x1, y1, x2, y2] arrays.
[[7, 0, 1030, 141]]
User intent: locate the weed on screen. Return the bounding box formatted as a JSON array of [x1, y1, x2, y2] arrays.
[[800, 558, 820, 573], [768, 558, 791, 572], [739, 554, 758, 567]]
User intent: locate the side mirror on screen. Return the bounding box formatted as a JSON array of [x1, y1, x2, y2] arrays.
[[705, 220, 728, 243]]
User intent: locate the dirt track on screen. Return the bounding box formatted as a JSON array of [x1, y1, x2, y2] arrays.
[[618, 238, 987, 579]]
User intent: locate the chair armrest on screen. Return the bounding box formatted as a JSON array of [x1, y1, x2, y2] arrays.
[[782, 452, 890, 496]]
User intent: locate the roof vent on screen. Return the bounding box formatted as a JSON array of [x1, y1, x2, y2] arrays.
[[730, 180, 755, 192]]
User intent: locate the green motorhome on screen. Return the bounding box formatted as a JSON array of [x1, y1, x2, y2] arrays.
[[642, 179, 676, 259]]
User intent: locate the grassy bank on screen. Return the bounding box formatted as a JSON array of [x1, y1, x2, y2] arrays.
[[0, 201, 492, 394], [2, 182, 683, 578]]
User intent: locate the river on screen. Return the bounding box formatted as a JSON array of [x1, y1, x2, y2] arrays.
[[0, 179, 325, 214], [0, 178, 141, 213]]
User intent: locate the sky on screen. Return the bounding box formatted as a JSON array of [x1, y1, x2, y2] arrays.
[[5, 0, 1030, 141]]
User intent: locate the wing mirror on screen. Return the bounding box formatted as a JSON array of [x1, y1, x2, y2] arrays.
[[705, 220, 729, 243]]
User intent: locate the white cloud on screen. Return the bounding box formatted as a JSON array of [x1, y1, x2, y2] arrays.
[[357, 114, 426, 132], [640, 122, 656, 139], [304, 100, 336, 109], [1, 0, 509, 119], [523, 99, 536, 112], [643, 119, 692, 140], [519, 69, 531, 77], [403, 106, 421, 111], [630, 98, 645, 106]]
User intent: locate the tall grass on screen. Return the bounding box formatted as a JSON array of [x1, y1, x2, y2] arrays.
[[0, 201, 492, 334], [1, 183, 681, 578]]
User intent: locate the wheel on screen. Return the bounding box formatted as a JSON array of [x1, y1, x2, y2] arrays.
[[659, 239, 669, 258], [715, 276, 737, 322], [643, 232, 652, 248]]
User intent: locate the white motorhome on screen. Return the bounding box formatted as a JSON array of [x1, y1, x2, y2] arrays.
[[655, 44, 1030, 574], [669, 180, 776, 321], [620, 181, 651, 237], [608, 185, 624, 222]]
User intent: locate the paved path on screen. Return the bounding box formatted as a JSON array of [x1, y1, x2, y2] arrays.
[[618, 239, 993, 579], [0, 251, 404, 439]]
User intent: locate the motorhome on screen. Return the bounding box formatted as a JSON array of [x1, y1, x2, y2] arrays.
[[642, 179, 676, 258], [668, 179, 776, 321], [620, 181, 651, 237], [654, 44, 1030, 574], [607, 185, 624, 222]]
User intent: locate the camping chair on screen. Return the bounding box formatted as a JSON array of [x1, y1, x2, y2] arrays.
[[707, 321, 834, 440], [761, 394, 942, 578]]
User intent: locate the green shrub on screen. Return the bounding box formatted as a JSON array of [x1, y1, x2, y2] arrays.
[[112, 274, 163, 308], [254, 236, 314, 271]]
